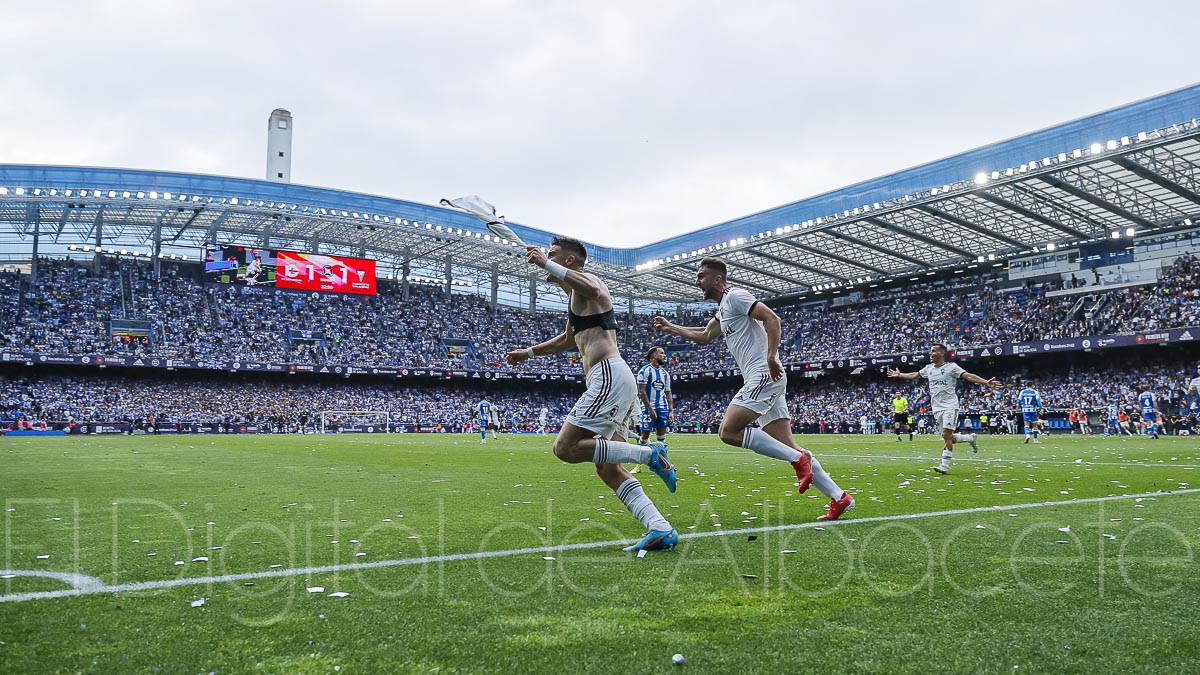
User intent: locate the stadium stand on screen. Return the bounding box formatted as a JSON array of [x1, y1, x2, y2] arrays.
[[5, 354, 1196, 436], [2, 252, 1198, 373]]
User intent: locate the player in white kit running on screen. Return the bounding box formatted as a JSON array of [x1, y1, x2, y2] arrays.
[[888, 343, 1001, 474], [653, 257, 854, 521], [505, 236, 679, 553]]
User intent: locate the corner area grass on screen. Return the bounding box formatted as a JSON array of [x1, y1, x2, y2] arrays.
[[2, 432, 1199, 673]]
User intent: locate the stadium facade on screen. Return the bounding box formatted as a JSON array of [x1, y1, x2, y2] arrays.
[[3, 84, 1200, 311]]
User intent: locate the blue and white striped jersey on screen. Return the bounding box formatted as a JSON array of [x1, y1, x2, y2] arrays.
[[636, 364, 672, 409], [1017, 388, 1042, 413]]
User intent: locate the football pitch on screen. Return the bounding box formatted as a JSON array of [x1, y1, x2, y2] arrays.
[[2, 432, 1199, 673]]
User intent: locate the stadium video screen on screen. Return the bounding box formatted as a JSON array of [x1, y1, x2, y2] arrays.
[[204, 245, 377, 295]]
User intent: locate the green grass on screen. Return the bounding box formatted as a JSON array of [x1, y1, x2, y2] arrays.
[[2, 431, 1199, 673]]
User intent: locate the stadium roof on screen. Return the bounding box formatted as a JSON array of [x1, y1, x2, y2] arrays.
[[4, 84, 1200, 302]]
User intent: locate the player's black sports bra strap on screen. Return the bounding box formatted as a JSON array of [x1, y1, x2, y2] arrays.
[[569, 307, 619, 333]]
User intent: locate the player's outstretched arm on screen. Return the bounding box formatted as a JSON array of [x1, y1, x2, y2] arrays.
[[654, 316, 721, 344], [525, 246, 605, 299], [963, 372, 1002, 389], [887, 368, 921, 381], [506, 321, 574, 365]]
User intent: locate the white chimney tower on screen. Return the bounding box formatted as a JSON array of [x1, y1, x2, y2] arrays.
[[266, 108, 293, 183]]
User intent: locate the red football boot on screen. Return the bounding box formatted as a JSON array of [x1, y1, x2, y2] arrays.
[[791, 449, 813, 494], [817, 491, 855, 521]]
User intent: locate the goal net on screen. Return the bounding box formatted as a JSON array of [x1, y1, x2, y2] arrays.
[[320, 410, 392, 433]]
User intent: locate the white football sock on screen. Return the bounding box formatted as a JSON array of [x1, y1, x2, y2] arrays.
[[616, 478, 671, 532], [593, 438, 653, 465], [941, 447, 953, 466], [953, 433, 975, 443], [808, 455, 845, 500], [741, 428, 802, 463]]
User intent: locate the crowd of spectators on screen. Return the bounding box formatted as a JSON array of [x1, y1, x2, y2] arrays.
[[2, 253, 1198, 376], [5, 357, 1196, 435]]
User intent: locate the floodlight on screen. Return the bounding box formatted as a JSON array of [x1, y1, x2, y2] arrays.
[[1125, 227, 1135, 237]]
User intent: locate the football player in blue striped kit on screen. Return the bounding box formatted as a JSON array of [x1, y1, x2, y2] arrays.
[[1137, 384, 1160, 439], [1017, 383, 1043, 444], [637, 346, 674, 447]]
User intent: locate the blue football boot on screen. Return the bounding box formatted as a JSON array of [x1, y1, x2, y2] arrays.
[[622, 528, 679, 553], [646, 441, 677, 493]]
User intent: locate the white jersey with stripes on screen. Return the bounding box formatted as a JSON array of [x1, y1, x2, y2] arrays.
[[717, 287, 769, 381]]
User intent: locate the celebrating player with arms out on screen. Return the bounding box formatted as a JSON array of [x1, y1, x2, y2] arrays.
[[505, 237, 679, 553], [888, 344, 1000, 474], [654, 257, 854, 521]]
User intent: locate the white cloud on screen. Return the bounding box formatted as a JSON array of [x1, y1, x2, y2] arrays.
[[1, 0, 1198, 247]]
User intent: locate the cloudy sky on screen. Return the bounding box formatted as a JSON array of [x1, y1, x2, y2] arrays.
[[2, 1, 1198, 247]]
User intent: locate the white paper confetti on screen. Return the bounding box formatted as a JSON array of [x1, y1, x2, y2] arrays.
[[190, 598, 205, 608], [36, 554, 50, 559], [307, 586, 325, 593], [192, 556, 208, 562], [328, 592, 349, 598]]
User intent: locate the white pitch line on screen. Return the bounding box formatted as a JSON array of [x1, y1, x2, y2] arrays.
[[1, 488, 1196, 605], [660, 444, 1200, 468]]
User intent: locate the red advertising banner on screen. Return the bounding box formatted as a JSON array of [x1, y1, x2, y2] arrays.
[[275, 251, 377, 295]]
